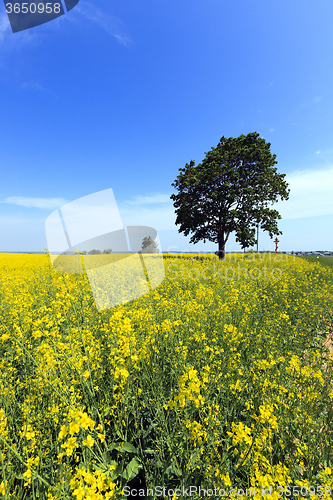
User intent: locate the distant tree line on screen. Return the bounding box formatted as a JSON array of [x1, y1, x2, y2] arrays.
[[81, 249, 112, 255], [79, 236, 159, 256]]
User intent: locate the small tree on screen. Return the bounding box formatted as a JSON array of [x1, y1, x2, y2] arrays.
[[103, 248, 112, 254], [139, 236, 160, 254], [170, 132, 290, 260], [88, 249, 101, 255]]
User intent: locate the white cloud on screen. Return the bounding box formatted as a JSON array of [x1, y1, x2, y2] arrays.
[[0, 10, 13, 35], [298, 95, 323, 110], [119, 205, 178, 232], [21, 82, 45, 91], [0, 11, 39, 45], [0, 12, 9, 37], [119, 165, 333, 232], [2, 197, 69, 209], [0, 214, 43, 225], [272, 166, 333, 219], [75, 2, 131, 46], [315, 150, 321, 154], [123, 194, 171, 205], [118, 193, 177, 231], [269, 128, 274, 132], [21, 81, 58, 97]]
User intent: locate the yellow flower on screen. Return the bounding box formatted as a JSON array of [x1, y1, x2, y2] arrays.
[[23, 468, 32, 486], [69, 421, 80, 435], [83, 435, 95, 447], [222, 472, 232, 487], [0, 481, 8, 495], [78, 412, 95, 431], [73, 486, 85, 500], [59, 425, 68, 440], [114, 367, 129, 380], [98, 433, 105, 443], [61, 437, 78, 456]]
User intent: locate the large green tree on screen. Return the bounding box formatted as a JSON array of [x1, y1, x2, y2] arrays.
[[170, 132, 290, 260]]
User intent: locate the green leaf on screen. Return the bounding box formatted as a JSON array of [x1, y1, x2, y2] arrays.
[[165, 462, 182, 477], [115, 426, 125, 441], [122, 458, 143, 482], [113, 442, 137, 454]]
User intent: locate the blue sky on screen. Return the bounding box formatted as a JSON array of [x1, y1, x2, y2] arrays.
[[0, 0, 333, 253]]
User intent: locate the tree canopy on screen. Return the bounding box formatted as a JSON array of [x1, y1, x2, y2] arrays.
[[170, 132, 290, 260]]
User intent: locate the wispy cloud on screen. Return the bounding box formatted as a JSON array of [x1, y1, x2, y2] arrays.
[[273, 166, 333, 219], [0, 11, 39, 41], [119, 165, 333, 232], [21, 81, 58, 97], [117, 193, 177, 231], [282, 94, 325, 127], [299, 95, 323, 110], [118, 193, 176, 231], [75, 2, 131, 46], [21, 82, 45, 91], [123, 194, 171, 205], [2, 197, 69, 209], [0, 213, 44, 225], [0, 12, 10, 37], [119, 205, 177, 232], [0, 11, 45, 84]]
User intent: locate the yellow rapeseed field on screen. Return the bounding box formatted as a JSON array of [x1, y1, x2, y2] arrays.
[[0, 251, 333, 499]]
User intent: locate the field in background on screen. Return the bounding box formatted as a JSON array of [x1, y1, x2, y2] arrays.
[[300, 255, 333, 272], [1, 252, 333, 498]]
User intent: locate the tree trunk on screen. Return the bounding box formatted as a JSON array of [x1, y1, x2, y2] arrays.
[[216, 239, 226, 260], [216, 225, 226, 260], [257, 222, 259, 252]]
